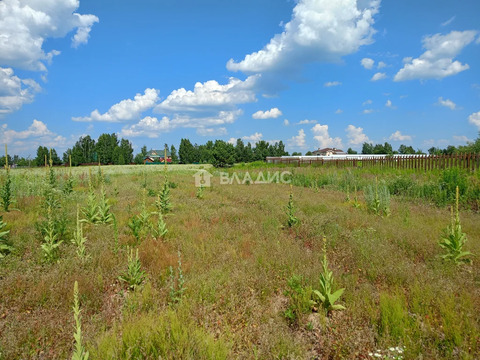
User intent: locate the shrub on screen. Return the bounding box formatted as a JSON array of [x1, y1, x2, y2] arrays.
[[0, 216, 12, 258], [283, 275, 313, 325], [96, 184, 113, 224], [119, 248, 146, 291], [312, 237, 345, 315], [168, 251, 186, 305], [157, 174, 172, 214], [1, 169, 13, 212], [41, 205, 62, 263], [72, 281, 89, 360], [285, 187, 299, 227], [71, 206, 89, 262], [438, 186, 473, 265], [364, 177, 390, 216]]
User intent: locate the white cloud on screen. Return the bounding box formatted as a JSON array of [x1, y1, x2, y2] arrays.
[[469, 111, 480, 129], [0, 119, 67, 154], [284, 119, 290, 126], [335, 109, 343, 114], [298, 119, 317, 125], [385, 99, 393, 108], [437, 97, 456, 110], [119, 116, 172, 138], [362, 99, 372, 106], [361, 57, 375, 69], [394, 30, 478, 81], [242, 132, 263, 143], [287, 129, 307, 148], [227, 0, 380, 73], [389, 130, 412, 141], [363, 109, 374, 114], [311, 124, 343, 149], [441, 16, 456, 27], [345, 124, 369, 145], [155, 76, 258, 113], [324, 81, 342, 87], [252, 107, 282, 119], [227, 138, 237, 145], [119, 110, 242, 138], [377, 61, 387, 69], [73, 88, 160, 122], [197, 127, 227, 136], [371, 72, 387, 81], [0, 0, 99, 71], [0, 67, 40, 114], [452, 135, 471, 143]]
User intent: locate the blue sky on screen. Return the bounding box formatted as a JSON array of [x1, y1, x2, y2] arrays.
[[1, 0, 480, 157]]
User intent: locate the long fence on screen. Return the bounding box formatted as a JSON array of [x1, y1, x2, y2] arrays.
[[266, 153, 480, 172]]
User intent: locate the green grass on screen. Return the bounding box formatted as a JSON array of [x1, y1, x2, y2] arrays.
[[0, 164, 479, 359]]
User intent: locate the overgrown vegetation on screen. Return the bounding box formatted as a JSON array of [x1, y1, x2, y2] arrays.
[[72, 281, 89, 360], [438, 186, 473, 264], [119, 247, 146, 291], [285, 186, 299, 227], [1, 164, 479, 359], [312, 237, 345, 315], [0, 216, 12, 257]]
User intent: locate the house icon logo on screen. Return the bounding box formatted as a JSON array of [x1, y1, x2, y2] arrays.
[[193, 170, 213, 187]]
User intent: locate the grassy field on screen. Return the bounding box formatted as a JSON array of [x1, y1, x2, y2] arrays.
[[0, 164, 479, 359]]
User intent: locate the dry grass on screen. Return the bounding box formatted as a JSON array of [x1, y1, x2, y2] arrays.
[[0, 165, 479, 359]]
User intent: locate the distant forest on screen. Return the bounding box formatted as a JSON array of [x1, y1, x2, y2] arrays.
[[2, 132, 479, 168]]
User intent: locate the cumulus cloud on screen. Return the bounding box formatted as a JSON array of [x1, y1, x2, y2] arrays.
[[469, 111, 480, 129], [0, 0, 99, 71], [452, 135, 471, 143], [389, 130, 412, 141], [0, 67, 40, 114], [362, 99, 372, 106], [324, 81, 342, 87], [252, 107, 282, 119], [197, 127, 228, 136], [371, 72, 387, 81], [437, 97, 456, 110], [298, 119, 317, 125], [335, 109, 343, 114], [0, 119, 66, 154], [394, 30, 478, 81], [385, 99, 395, 108], [284, 119, 290, 126], [155, 76, 259, 113], [287, 129, 307, 148], [345, 124, 369, 145], [377, 61, 387, 69], [361, 57, 375, 69], [227, 0, 380, 73], [363, 109, 374, 114], [72, 88, 160, 122], [242, 132, 263, 143], [119, 110, 242, 138], [311, 124, 343, 149]]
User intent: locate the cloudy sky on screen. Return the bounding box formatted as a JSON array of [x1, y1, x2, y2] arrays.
[[1, 0, 480, 157]]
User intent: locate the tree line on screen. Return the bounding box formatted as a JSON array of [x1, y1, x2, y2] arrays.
[[0, 135, 289, 167], [1, 132, 478, 168]]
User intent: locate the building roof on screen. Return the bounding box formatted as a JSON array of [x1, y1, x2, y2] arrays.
[[145, 149, 171, 158], [312, 147, 346, 154]]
